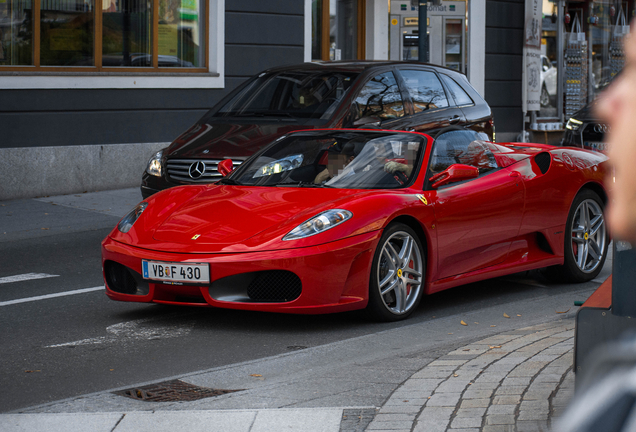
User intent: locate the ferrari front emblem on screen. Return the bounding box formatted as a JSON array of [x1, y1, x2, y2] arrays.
[[397, 269, 403, 278], [191, 234, 201, 240], [416, 194, 428, 205]]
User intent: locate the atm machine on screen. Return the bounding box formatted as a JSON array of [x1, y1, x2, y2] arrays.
[[389, 0, 466, 73]]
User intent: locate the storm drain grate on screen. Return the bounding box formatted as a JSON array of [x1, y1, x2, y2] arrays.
[[114, 379, 242, 402]]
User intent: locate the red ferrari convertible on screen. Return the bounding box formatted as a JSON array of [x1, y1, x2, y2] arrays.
[[103, 129, 609, 321]]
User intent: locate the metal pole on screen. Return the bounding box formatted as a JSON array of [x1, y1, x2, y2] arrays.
[[418, 1, 428, 63]]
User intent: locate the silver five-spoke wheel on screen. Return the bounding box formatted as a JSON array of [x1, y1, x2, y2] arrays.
[[367, 223, 425, 321], [547, 189, 608, 283], [570, 198, 606, 274]]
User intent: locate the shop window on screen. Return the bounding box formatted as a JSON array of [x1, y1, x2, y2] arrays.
[[311, 0, 364, 61], [400, 69, 449, 113], [0, 0, 206, 70]]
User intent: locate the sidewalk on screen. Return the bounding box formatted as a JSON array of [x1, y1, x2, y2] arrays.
[[2, 319, 576, 432]]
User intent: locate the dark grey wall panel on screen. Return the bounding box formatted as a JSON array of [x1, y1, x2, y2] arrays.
[[0, 110, 207, 148], [225, 45, 305, 77], [485, 28, 523, 55], [491, 107, 522, 132], [1, 89, 226, 113], [226, 12, 304, 46], [485, 0, 523, 134], [486, 2, 523, 28], [484, 81, 522, 106], [227, 0, 304, 15], [485, 54, 523, 80]]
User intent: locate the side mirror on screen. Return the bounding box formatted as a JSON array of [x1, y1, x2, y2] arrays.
[[542, 65, 549, 72], [352, 116, 381, 128], [429, 164, 479, 189], [218, 159, 234, 177]]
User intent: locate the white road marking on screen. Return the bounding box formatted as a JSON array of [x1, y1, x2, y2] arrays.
[[0, 273, 59, 284], [46, 315, 194, 347], [0, 286, 104, 307]]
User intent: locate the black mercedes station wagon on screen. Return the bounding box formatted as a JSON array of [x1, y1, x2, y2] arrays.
[[141, 61, 494, 198]]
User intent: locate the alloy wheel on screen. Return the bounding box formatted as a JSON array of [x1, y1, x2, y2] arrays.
[[376, 231, 423, 315], [570, 198, 607, 274]]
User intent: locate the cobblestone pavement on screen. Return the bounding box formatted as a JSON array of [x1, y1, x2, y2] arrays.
[[364, 319, 575, 432]]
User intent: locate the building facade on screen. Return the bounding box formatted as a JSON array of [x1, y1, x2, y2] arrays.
[[0, 0, 624, 199]]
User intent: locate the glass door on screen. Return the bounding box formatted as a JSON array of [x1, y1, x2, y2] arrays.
[[443, 18, 463, 72]]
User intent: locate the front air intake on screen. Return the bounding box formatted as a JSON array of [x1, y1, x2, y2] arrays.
[[247, 271, 302, 302], [104, 261, 148, 295], [535, 152, 552, 174]]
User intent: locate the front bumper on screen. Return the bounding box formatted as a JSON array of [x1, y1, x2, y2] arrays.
[[102, 231, 381, 314]]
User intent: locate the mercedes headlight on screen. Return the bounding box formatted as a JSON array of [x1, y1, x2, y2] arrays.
[[254, 154, 303, 178], [283, 209, 352, 241], [566, 118, 582, 131], [146, 150, 164, 177], [118, 202, 148, 233]]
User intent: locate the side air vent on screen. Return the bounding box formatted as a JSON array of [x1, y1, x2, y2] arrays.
[[535, 152, 551, 174]]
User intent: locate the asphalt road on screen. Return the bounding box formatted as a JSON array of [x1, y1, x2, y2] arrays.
[[0, 189, 611, 413]]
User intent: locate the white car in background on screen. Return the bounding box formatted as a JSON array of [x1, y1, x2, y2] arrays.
[[540, 55, 558, 107]]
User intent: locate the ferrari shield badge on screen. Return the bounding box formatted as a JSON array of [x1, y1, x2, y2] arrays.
[[416, 194, 428, 205], [191, 234, 201, 240]]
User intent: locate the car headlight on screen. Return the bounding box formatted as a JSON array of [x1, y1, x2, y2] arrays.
[[118, 202, 148, 233], [146, 150, 164, 177], [283, 209, 352, 241], [254, 154, 303, 178], [566, 118, 582, 131]]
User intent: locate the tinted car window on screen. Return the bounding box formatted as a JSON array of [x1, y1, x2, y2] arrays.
[[233, 131, 424, 189], [400, 70, 449, 113], [214, 71, 358, 119], [353, 71, 405, 121], [440, 74, 474, 106], [428, 130, 493, 176]]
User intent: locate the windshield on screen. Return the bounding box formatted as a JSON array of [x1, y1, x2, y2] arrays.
[[232, 131, 426, 189], [213, 71, 358, 120]]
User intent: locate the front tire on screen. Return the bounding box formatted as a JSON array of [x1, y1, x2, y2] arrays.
[[547, 189, 608, 282], [366, 223, 425, 321]]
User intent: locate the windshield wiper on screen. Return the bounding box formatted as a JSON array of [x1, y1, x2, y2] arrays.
[[217, 178, 242, 185]]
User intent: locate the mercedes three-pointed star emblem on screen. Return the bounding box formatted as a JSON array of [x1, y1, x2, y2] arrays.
[[188, 161, 206, 179]]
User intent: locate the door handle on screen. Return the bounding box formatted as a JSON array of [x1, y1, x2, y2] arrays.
[[448, 115, 460, 124], [509, 171, 521, 178]]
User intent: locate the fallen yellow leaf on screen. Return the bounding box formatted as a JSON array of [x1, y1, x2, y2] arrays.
[[517, 314, 521, 317], [460, 320, 467, 326], [490, 325, 496, 327], [556, 308, 571, 314], [453, 373, 459, 377], [503, 313, 510, 318], [448, 333, 453, 335], [250, 374, 262, 377]]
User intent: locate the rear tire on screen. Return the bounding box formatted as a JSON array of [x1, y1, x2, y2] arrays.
[[545, 189, 608, 283], [366, 223, 425, 321]]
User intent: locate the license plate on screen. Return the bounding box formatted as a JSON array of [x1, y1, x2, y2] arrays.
[[584, 142, 609, 152], [142, 260, 210, 284]]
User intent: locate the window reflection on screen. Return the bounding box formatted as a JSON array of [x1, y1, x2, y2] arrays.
[[401, 69, 449, 113], [353, 72, 405, 121], [0, 0, 33, 65], [40, 0, 94, 66], [156, 0, 203, 67], [102, 0, 151, 67]]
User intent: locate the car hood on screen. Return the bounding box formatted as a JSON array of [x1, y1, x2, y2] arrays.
[[121, 185, 384, 253], [166, 121, 317, 159]]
